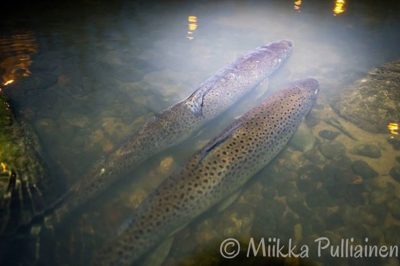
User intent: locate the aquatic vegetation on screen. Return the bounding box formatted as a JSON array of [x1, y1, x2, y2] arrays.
[[0, 93, 55, 234]]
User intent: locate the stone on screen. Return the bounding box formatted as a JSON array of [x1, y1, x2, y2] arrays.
[[318, 130, 340, 140], [319, 141, 346, 160], [384, 225, 400, 245], [388, 137, 400, 150], [289, 123, 315, 152], [331, 61, 400, 133], [303, 148, 326, 164], [388, 199, 400, 220], [305, 109, 320, 127], [305, 188, 334, 208], [352, 143, 381, 158], [390, 166, 400, 182], [351, 160, 378, 179]]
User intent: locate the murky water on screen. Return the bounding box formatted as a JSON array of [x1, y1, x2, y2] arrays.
[[1, 0, 400, 265]]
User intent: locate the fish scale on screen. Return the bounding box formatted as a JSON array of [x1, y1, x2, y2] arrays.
[[36, 40, 293, 226], [94, 78, 319, 266]]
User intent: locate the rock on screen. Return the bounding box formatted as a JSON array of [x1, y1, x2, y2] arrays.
[[289, 123, 315, 152], [388, 199, 400, 220], [319, 141, 346, 160], [318, 130, 340, 140], [305, 109, 320, 127], [303, 148, 326, 164], [388, 137, 400, 150], [331, 60, 400, 133], [390, 166, 400, 182], [305, 189, 334, 208], [352, 143, 381, 158], [384, 225, 400, 245], [351, 160, 378, 179]]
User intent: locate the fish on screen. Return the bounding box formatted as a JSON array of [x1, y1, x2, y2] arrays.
[[34, 40, 293, 226], [93, 78, 319, 266]]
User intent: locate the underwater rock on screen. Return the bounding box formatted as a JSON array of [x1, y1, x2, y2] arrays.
[[319, 141, 346, 160], [351, 160, 378, 179], [387, 137, 400, 150], [388, 199, 400, 221], [304, 109, 320, 127], [287, 196, 312, 218], [318, 130, 340, 140], [324, 211, 344, 230], [389, 165, 400, 182], [352, 143, 381, 158], [305, 188, 334, 209], [303, 148, 326, 164], [289, 123, 315, 152], [331, 60, 400, 133], [384, 225, 400, 245]]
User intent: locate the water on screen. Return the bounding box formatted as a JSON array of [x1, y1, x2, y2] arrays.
[[0, 0, 400, 265]]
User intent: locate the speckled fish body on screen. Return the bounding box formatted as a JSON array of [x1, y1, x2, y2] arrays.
[[47, 40, 293, 223], [94, 78, 319, 265]]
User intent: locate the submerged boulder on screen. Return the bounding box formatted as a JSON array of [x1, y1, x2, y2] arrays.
[[331, 61, 400, 133]]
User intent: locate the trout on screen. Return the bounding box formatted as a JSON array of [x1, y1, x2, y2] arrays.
[[94, 78, 319, 265], [44, 40, 293, 224]]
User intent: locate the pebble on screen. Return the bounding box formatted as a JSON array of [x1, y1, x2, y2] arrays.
[[319, 141, 346, 160], [388, 199, 400, 220], [384, 225, 400, 245], [390, 165, 400, 182], [318, 129, 340, 140], [351, 160, 378, 179], [387, 137, 400, 150], [305, 109, 320, 127], [352, 143, 381, 158]]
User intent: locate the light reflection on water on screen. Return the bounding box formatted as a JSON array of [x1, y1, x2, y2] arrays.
[[0, 0, 399, 265], [187, 15, 198, 40], [294, 0, 302, 12], [388, 122, 399, 136], [333, 0, 347, 16], [0, 32, 37, 86]]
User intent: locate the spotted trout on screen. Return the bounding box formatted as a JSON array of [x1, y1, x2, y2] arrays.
[[94, 78, 319, 265], [34, 40, 293, 225]]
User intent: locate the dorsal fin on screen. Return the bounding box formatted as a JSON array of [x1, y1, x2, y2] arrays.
[[185, 85, 213, 117]]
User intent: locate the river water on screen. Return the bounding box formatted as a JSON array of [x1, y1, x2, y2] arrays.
[[1, 0, 400, 265]]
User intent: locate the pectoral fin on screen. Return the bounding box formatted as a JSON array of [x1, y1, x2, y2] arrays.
[[216, 190, 242, 213], [186, 89, 205, 117]]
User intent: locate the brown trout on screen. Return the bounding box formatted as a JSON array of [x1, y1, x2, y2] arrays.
[[41, 40, 293, 224], [94, 78, 319, 265]]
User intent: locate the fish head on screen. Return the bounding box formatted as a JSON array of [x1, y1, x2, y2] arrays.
[[283, 78, 319, 119], [256, 40, 293, 74]]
